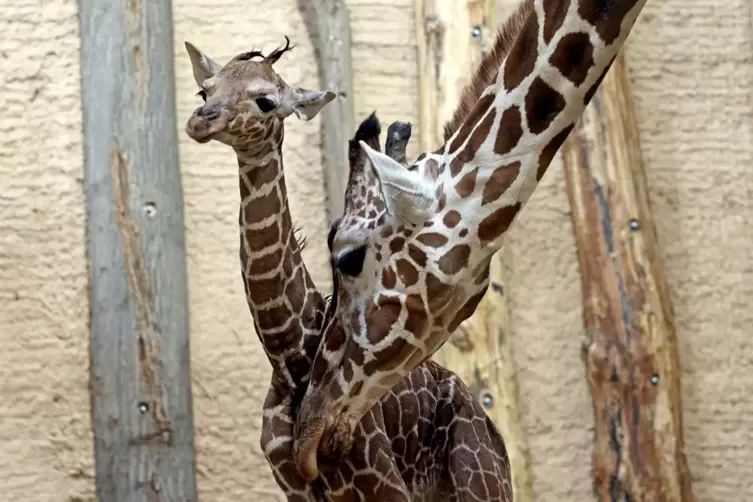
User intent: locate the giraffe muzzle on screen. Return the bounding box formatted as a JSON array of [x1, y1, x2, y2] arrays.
[[293, 417, 326, 481], [294, 408, 354, 481], [185, 106, 230, 143]]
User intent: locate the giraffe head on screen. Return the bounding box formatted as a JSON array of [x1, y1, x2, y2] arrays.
[[184, 37, 335, 148], [293, 113, 461, 480]]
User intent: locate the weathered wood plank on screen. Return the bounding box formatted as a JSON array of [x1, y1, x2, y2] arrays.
[[77, 0, 197, 499], [296, 0, 354, 223], [414, 2, 533, 500], [561, 51, 694, 502]]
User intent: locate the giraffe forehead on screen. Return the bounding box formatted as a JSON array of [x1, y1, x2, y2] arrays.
[[331, 217, 371, 253], [245, 77, 277, 95]]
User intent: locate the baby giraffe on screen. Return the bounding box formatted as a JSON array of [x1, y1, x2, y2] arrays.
[[183, 39, 512, 501]]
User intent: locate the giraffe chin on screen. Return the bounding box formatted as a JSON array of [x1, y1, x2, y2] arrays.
[[294, 418, 325, 481], [294, 413, 354, 481]]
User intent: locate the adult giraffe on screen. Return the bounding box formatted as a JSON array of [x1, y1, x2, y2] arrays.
[[295, 0, 649, 478], [183, 37, 522, 501]]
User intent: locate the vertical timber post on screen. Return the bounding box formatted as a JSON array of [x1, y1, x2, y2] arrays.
[[414, 2, 533, 501], [78, 0, 197, 499], [296, 0, 354, 223], [561, 51, 694, 502]]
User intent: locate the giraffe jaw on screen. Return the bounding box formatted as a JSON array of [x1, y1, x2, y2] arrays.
[[294, 418, 326, 481], [293, 410, 354, 481], [185, 109, 230, 144]]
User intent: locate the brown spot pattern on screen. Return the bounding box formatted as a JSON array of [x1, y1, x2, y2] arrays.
[[366, 298, 401, 345], [549, 32, 594, 86], [494, 106, 524, 156], [477, 203, 522, 245], [382, 266, 397, 289], [404, 294, 427, 335], [249, 247, 284, 274], [396, 259, 419, 287], [503, 13, 539, 91], [455, 167, 479, 198], [443, 210, 461, 228], [243, 189, 282, 225], [538, 125, 574, 181], [584, 56, 615, 104], [425, 272, 450, 307], [437, 193, 447, 211], [389, 237, 405, 253], [525, 77, 566, 135], [449, 156, 465, 178], [578, 0, 635, 45], [416, 232, 449, 248], [447, 288, 488, 333], [408, 244, 427, 267], [448, 94, 495, 154], [364, 336, 411, 374], [255, 303, 293, 332], [247, 158, 280, 189], [437, 245, 471, 276], [481, 162, 521, 205], [542, 0, 570, 44], [465, 108, 497, 158], [244, 219, 282, 253]]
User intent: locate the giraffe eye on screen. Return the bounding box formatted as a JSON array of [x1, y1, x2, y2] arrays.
[[255, 97, 277, 113], [335, 246, 367, 277], [197, 89, 207, 102]]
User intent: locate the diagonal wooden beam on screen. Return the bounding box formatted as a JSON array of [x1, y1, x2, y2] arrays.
[[77, 0, 197, 499], [414, 2, 533, 500], [561, 51, 694, 502]]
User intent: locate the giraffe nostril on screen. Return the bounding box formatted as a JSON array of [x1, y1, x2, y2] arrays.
[[197, 106, 219, 120]]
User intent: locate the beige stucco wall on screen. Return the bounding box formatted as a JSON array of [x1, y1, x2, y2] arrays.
[[1, 0, 751, 501]]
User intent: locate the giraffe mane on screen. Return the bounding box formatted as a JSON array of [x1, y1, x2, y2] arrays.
[[442, 0, 534, 142], [233, 49, 265, 61], [232, 36, 295, 63]]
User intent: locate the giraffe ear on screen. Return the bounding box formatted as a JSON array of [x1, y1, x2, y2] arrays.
[[286, 88, 337, 121], [359, 140, 435, 226], [185, 41, 221, 87]]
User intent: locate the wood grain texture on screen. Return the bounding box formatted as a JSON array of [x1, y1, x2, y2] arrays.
[[78, 0, 197, 499], [414, 1, 533, 500], [296, 0, 354, 223], [561, 51, 694, 502]]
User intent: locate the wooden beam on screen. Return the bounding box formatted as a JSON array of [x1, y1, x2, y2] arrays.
[[77, 0, 197, 499], [561, 51, 694, 502], [296, 0, 354, 223], [414, 2, 533, 501]]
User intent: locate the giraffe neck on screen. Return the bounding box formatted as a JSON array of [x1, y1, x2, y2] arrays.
[[235, 127, 326, 390], [436, 0, 647, 257]]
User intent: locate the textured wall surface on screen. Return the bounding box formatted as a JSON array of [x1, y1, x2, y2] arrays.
[[0, 1, 94, 501], [1, 0, 752, 500]]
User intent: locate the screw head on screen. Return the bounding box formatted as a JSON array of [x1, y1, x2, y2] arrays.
[[471, 26, 482, 39], [650, 375, 659, 387], [481, 392, 494, 408], [629, 218, 640, 231], [143, 202, 157, 218], [138, 401, 149, 413]]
